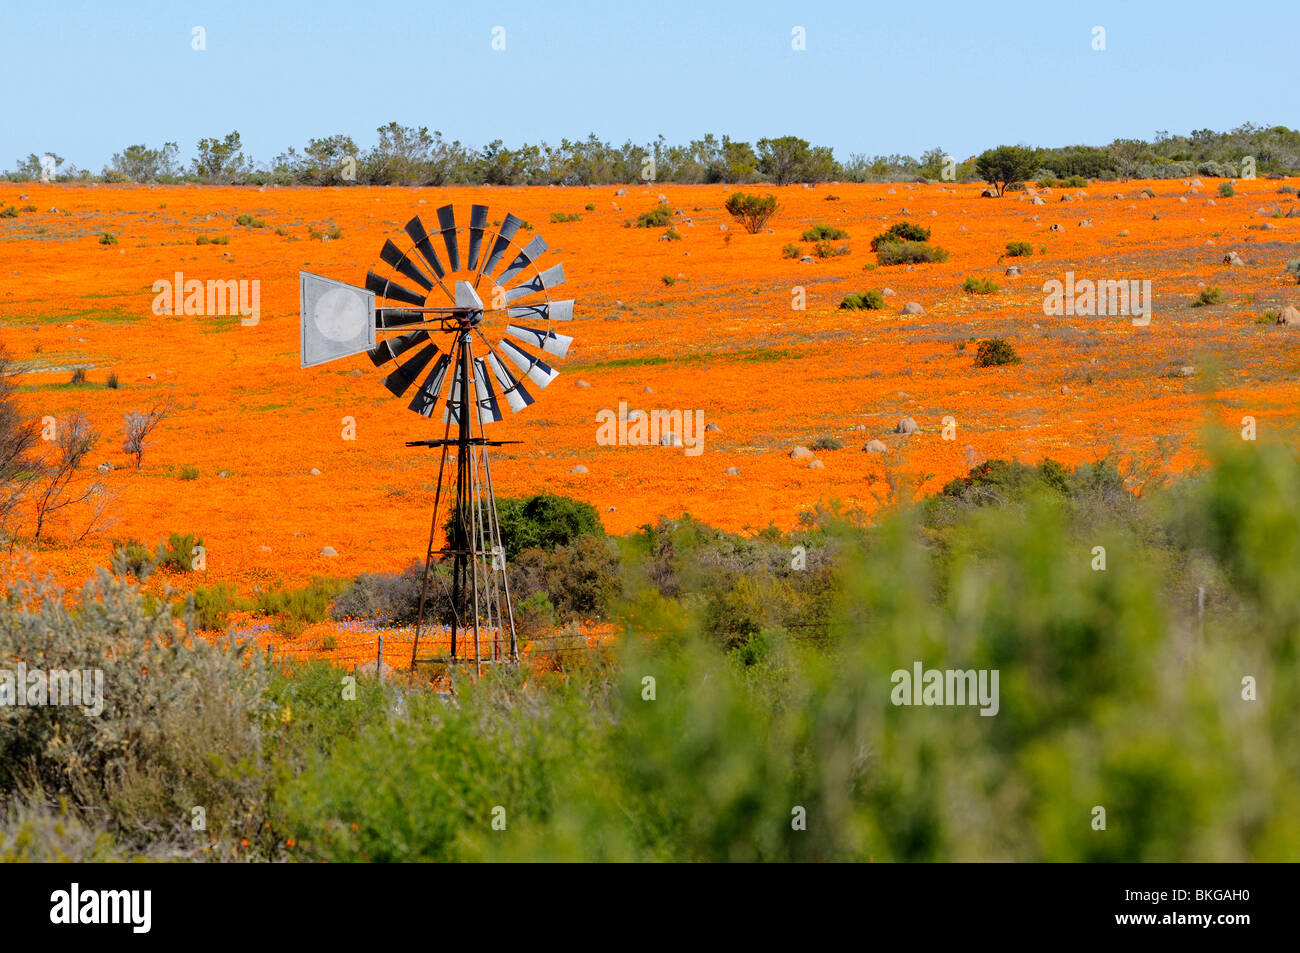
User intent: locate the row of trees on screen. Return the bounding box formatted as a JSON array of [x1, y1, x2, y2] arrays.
[[8, 123, 1299, 187]]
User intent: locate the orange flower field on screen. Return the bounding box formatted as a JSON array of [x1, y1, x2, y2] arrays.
[[2, 178, 1298, 643]]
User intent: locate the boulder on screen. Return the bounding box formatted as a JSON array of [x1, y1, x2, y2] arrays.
[[789, 446, 816, 459], [895, 417, 920, 435], [570, 464, 588, 474], [354, 659, 394, 679], [1278, 306, 1300, 326], [903, 301, 925, 315], [864, 439, 888, 453], [808, 459, 825, 469], [724, 466, 740, 475], [320, 546, 338, 557]]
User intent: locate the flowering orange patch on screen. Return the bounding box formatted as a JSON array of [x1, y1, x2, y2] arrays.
[[2, 178, 1298, 623]]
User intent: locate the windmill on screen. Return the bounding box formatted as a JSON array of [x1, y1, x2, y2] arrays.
[[299, 204, 574, 679]]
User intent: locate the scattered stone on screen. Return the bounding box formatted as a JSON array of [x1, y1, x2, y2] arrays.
[[1079, 219, 1092, 227], [576, 379, 590, 387], [615, 188, 627, 196], [354, 659, 394, 679], [146, 373, 156, 379], [881, 287, 896, 296], [96, 462, 113, 474], [799, 255, 815, 263], [895, 417, 920, 435], [1060, 385, 1071, 394], [903, 301, 925, 315], [258, 544, 271, 552], [808, 459, 825, 469], [320, 546, 338, 557], [704, 422, 719, 432], [1179, 366, 1196, 377], [643, 385, 654, 393], [1049, 223, 1063, 232], [1030, 196, 1045, 205], [1223, 251, 1245, 266], [309, 467, 321, 475], [724, 466, 740, 475], [864, 439, 888, 453], [718, 223, 729, 231], [660, 432, 682, 447], [1005, 266, 1021, 276], [607, 505, 617, 512], [789, 446, 815, 459], [570, 464, 588, 473]]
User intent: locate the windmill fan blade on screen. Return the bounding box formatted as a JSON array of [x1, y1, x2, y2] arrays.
[[499, 338, 559, 389], [366, 271, 426, 307], [380, 240, 434, 291], [467, 205, 488, 271], [496, 235, 548, 288], [368, 329, 429, 367], [383, 342, 439, 397], [481, 213, 523, 277], [404, 217, 446, 279], [507, 299, 574, 322], [486, 352, 535, 413], [505, 263, 565, 303], [377, 308, 424, 327], [473, 357, 504, 423], [437, 205, 460, 271], [409, 353, 451, 417], [506, 324, 573, 359]]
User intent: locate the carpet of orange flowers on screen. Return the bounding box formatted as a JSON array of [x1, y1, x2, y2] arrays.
[[2, 178, 1298, 664]]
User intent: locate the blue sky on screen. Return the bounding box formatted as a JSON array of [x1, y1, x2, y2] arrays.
[[2, 0, 1295, 171]]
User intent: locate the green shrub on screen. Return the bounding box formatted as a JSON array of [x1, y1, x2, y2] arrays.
[[801, 223, 848, 241], [1192, 287, 1224, 307], [254, 578, 348, 626], [781, 243, 801, 259], [724, 192, 779, 234], [809, 435, 843, 451], [875, 240, 949, 266], [813, 240, 850, 258], [974, 337, 1021, 367], [235, 213, 267, 227], [963, 276, 999, 294], [661, 227, 682, 241], [584, 203, 596, 211], [1005, 241, 1034, 257], [0, 572, 270, 847], [109, 538, 158, 579], [453, 493, 606, 558], [179, 464, 199, 480], [1218, 182, 1234, 198], [839, 290, 885, 310], [0, 206, 17, 219], [190, 581, 240, 630], [634, 204, 673, 228], [661, 274, 677, 286], [157, 532, 203, 573], [550, 212, 582, 223], [870, 221, 930, 250], [98, 232, 118, 245]]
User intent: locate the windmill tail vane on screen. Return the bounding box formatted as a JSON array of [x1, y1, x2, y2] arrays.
[[298, 203, 576, 681]]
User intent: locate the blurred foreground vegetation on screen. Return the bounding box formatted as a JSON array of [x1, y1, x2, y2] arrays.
[[1, 435, 1298, 861]]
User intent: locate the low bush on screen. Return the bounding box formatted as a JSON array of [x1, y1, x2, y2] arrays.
[[963, 276, 999, 294], [634, 204, 673, 228], [724, 192, 779, 234], [870, 221, 930, 250], [801, 223, 848, 241], [875, 240, 949, 265], [1192, 287, 1224, 307], [1005, 241, 1034, 257], [973, 337, 1021, 367], [839, 290, 885, 310]]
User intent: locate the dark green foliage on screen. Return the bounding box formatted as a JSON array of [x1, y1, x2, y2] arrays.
[[1005, 241, 1034, 257], [839, 290, 885, 310], [973, 337, 1020, 367], [156, 532, 202, 572], [974, 145, 1037, 195], [724, 192, 779, 233], [963, 276, 998, 294], [448, 492, 608, 558], [875, 241, 949, 265], [870, 221, 930, 250], [1192, 287, 1224, 307], [634, 204, 673, 228], [801, 223, 848, 241]]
